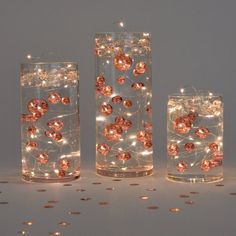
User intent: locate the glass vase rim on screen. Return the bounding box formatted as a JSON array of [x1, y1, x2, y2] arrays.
[[20, 61, 79, 66], [168, 92, 223, 98]]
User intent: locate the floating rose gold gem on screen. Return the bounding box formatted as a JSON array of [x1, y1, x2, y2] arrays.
[[115, 116, 125, 125], [188, 111, 198, 122], [135, 61, 147, 74], [174, 116, 192, 134], [101, 103, 113, 116], [48, 92, 61, 104], [200, 160, 211, 171], [61, 97, 70, 105], [21, 113, 41, 122], [60, 159, 70, 171], [26, 141, 37, 150], [146, 106, 152, 113], [144, 122, 152, 130], [116, 76, 126, 85], [209, 143, 218, 152], [169, 208, 181, 213], [144, 141, 152, 149], [27, 99, 48, 115], [184, 143, 195, 153], [45, 130, 62, 142], [47, 119, 64, 131], [96, 75, 105, 86], [147, 205, 159, 210], [131, 82, 144, 90], [96, 143, 111, 156], [137, 130, 152, 142], [176, 161, 188, 173], [27, 126, 37, 135], [122, 120, 132, 131], [101, 85, 113, 96], [116, 152, 131, 161], [104, 124, 123, 141], [57, 170, 66, 177], [113, 53, 132, 71], [167, 143, 179, 156], [210, 153, 223, 168], [112, 95, 122, 104], [195, 127, 209, 139], [36, 152, 48, 164], [123, 99, 132, 108]]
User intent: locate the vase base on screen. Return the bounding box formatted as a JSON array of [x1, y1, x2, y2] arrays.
[[167, 173, 223, 183], [22, 174, 80, 183], [96, 168, 153, 178]]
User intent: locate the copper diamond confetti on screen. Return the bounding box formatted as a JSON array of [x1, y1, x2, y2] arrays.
[[106, 187, 115, 191], [179, 194, 190, 198], [43, 205, 54, 208], [147, 205, 159, 210], [99, 201, 109, 206], [145, 188, 156, 191], [185, 201, 194, 205], [58, 221, 71, 227], [37, 189, 47, 192], [169, 208, 181, 213], [17, 230, 29, 235], [63, 183, 72, 186], [61, 96, 70, 105], [22, 221, 33, 226], [92, 182, 102, 185], [76, 188, 86, 192], [68, 211, 81, 215], [0, 201, 8, 204], [140, 196, 149, 200], [49, 232, 61, 236], [80, 197, 91, 201]]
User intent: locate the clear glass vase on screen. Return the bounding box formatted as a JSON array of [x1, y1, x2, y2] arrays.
[[95, 32, 153, 177], [167, 91, 223, 183], [20, 62, 80, 182]]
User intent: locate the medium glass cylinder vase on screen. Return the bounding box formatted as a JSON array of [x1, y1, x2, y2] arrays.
[[95, 32, 153, 177], [167, 90, 223, 183], [20, 62, 80, 182]]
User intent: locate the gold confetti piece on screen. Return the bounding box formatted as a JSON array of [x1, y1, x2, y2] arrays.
[[106, 187, 115, 191], [185, 201, 194, 205], [48, 200, 59, 204], [92, 182, 102, 185], [43, 205, 54, 208], [22, 221, 33, 226], [58, 221, 71, 227], [112, 179, 122, 182], [76, 188, 86, 192], [99, 201, 109, 206], [17, 230, 29, 235], [130, 183, 139, 186], [169, 208, 181, 213], [230, 193, 236, 196], [189, 191, 199, 194], [63, 183, 72, 186], [215, 184, 224, 187], [179, 194, 190, 198], [68, 211, 81, 215], [140, 196, 149, 200], [145, 188, 156, 191], [0, 181, 8, 184], [37, 189, 46, 192], [49, 232, 61, 236], [147, 205, 159, 210], [80, 197, 91, 201]]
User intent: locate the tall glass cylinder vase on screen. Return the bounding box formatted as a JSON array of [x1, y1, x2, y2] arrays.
[[95, 32, 153, 177], [167, 90, 223, 183], [20, 62, 80, 182]]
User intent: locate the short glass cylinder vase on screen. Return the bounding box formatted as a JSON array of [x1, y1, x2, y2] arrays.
[[167, 91, 223, 183], [20, 62, 80, 182], [95, 32, 153, 177]]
